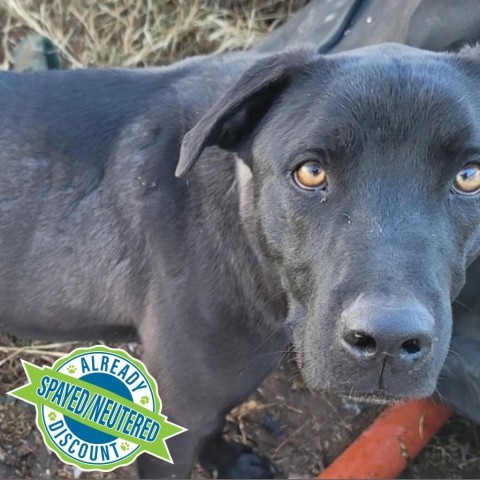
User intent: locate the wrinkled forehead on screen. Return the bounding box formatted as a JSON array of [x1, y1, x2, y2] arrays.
[[324, 53, 471, 137], [261, 50, 478, 162]]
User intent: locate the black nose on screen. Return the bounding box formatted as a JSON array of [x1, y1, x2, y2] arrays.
[[340, 299, 434, 362]]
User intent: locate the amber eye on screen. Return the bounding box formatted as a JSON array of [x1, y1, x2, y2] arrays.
[[293, 161, 327, 190], [453, 163, 480, 195]]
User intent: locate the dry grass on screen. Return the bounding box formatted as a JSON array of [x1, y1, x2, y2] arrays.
[[0, 0, 308, 70]]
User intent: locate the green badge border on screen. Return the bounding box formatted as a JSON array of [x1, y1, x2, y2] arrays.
[[43, 345, 158, 471], [8, 345, 187, 472]]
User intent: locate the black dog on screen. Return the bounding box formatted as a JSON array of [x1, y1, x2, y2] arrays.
[[1, 43, 480, 478]]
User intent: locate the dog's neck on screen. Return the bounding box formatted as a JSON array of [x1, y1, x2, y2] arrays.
[[185, 149, 288, 331]]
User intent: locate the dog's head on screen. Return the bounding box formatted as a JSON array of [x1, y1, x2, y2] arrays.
[[177, 44, 480, 402]]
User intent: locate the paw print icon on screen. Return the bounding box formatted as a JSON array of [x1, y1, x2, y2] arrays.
[[66, 365, 76, 374], [120, 442, 130, 452], [140, 396, 149, 405], [48, 411, 57, 421]]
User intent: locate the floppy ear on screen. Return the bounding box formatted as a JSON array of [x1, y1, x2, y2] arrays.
[[176, 50, 317, 178]]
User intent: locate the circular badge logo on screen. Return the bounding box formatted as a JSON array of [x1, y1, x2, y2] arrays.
[[8, 345, 186, 472]]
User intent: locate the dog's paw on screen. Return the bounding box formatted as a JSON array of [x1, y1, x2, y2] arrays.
[[221, 444, 275, 479], [204, 441, 275, 479]]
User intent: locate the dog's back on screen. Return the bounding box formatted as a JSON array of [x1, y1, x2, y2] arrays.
[[0, 52, 258, 339]]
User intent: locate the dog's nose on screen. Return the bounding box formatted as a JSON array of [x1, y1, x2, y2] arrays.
[[340, 299, 434, 363]]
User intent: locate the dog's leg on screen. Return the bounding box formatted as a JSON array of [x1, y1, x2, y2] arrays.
[[136, 312, 286, 479], [137, 427, 209, 479], [138, 423, 276, 479]]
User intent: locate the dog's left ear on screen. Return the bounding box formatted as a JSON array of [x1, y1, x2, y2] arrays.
[[176, 50, 317, 178]]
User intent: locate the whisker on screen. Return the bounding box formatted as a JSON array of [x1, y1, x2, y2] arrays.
[[453, 299, 470, 310], [447, 348, 464, 361], [251, 321, 287, 354], [265, 289, 287, 303]]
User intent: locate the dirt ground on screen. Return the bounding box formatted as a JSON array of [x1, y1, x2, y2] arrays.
[[1, 1, 480, 479], [2, 335, 480, 479]]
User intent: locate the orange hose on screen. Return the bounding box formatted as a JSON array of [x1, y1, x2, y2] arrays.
[[317, 398, 452, 479]]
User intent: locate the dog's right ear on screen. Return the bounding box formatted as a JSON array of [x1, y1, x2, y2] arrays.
[[176, 50, 317, 179]]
